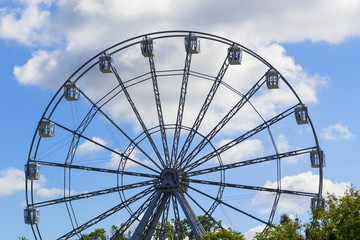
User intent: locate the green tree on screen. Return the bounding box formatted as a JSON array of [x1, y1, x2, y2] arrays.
[[78, 228, 107, 240], [200, 228, 245, 240], [110, 224, 131, 239], [254, 214, 304, 240], [181, 215, 222, 239], [306, 185, 360, 240]]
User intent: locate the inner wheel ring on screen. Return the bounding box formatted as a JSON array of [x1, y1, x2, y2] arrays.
[[117, 124, 225, 217]]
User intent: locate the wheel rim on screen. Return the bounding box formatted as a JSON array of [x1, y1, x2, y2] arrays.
[[25, 31, 324, 239]]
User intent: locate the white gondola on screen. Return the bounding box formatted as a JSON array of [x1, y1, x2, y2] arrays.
[[310, 149, 325, 168], [294, 106, 309, 125], [64, 82, 80, 101], [24, 207, 40, 225], [228, 45, 242, 65], [185, 34, 200, 54], [140, 37, 155, 57], [25, 162, 40, 180], [266, 69, 280, 89], [99, 54, 113, 73], [38, 120, 55, 138]]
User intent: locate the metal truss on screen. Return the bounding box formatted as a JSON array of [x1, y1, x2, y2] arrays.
[[175, 48, 232, 168], [180, 73, 267, 169], [171, 39, 192, 167]]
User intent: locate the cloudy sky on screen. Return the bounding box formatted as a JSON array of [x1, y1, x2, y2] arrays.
[[1, 0, 359, 239]]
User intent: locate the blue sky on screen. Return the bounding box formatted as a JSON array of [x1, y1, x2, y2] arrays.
[[0, 0, 359, 239]]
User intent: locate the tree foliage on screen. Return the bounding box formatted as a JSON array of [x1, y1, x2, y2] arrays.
[[200, 228, 245, 240], [255, 185, 360, 240], [254, 214, 304, 240], [73, 185, 360, 240], [306, 185, 360, 240], [79, 228, 107, 240]]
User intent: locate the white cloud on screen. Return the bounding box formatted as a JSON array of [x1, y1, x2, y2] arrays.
[[275, 134, 302, 165], [252, 171, 349, 215], [14, 50, 63, 87], [107, 148, 154, 169], [36, 187, 77, 198], [5, 1, 336, 140], [218, 139, 264, 164], [3, 0, 360, 49], [0, 168, 25, 196], [320, 122, 355, 140], [0, 167, 80, 201], [77, 136, 108, 155], [0, 0, 56, 45], [245, 224, 266, 240], [8, 0, 355, 90], [36, 187, 63, 198]]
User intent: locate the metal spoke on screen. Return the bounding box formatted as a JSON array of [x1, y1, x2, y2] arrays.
[[188, 147, 316, 177], [58, 186, 155, 239], [184, 191, 224, 230], [175, 47, 231, 168], [184, 104, 299, 172], [106, 54, 166, 168], [145, 38, 171, 166], [180, 73, 267, 169], [171, 47, 192, 167], [79, 88, 163, 170], [37, 160, 158, 178], [188, 179, 318, 197], [186, 184, 269, 226], [33, 180, 155, 208], [45, 118, 160, 174]]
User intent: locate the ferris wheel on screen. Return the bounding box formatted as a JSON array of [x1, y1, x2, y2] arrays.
[[25, 31, 325, 239]]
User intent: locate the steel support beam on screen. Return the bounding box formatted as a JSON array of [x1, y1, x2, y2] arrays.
[[187, 146, 316, 177], [188, 179, 318, 197], [146, 41, 171, 166], [142, 194, 170, 239], [174, 190, 205, 238], [106, 53, 166, 167], [131, 190, 162, 240], [176, 53, 230, 168], [185, 104, 298, 171], [36, 160, 158, 178], [59, 187, 154, 239], [34, 180, 154, 208], [171, 51, 192, 166], [43, 118, 160, 174], [181, 74, 267, 169]]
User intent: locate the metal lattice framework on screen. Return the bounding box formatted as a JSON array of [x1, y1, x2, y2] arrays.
[[25, 31, 324, 239]]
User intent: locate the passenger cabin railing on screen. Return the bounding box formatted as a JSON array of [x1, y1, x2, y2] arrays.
[[228, 45, 242, 65], [99, 54, 114, 73], [141, 37, 155, 57], [25, 162, 40, 180], [295, 106, 309, 125], [38, 120, 55, 138], [64, 82, 80, 101], [310, 149, 325, 168], [24, 207, 40, 225], [185, 34, 200, 54], [266, 69, 280, 89]]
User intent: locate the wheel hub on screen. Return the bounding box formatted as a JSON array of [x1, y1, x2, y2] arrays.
[[155, 168, 189, 193]]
